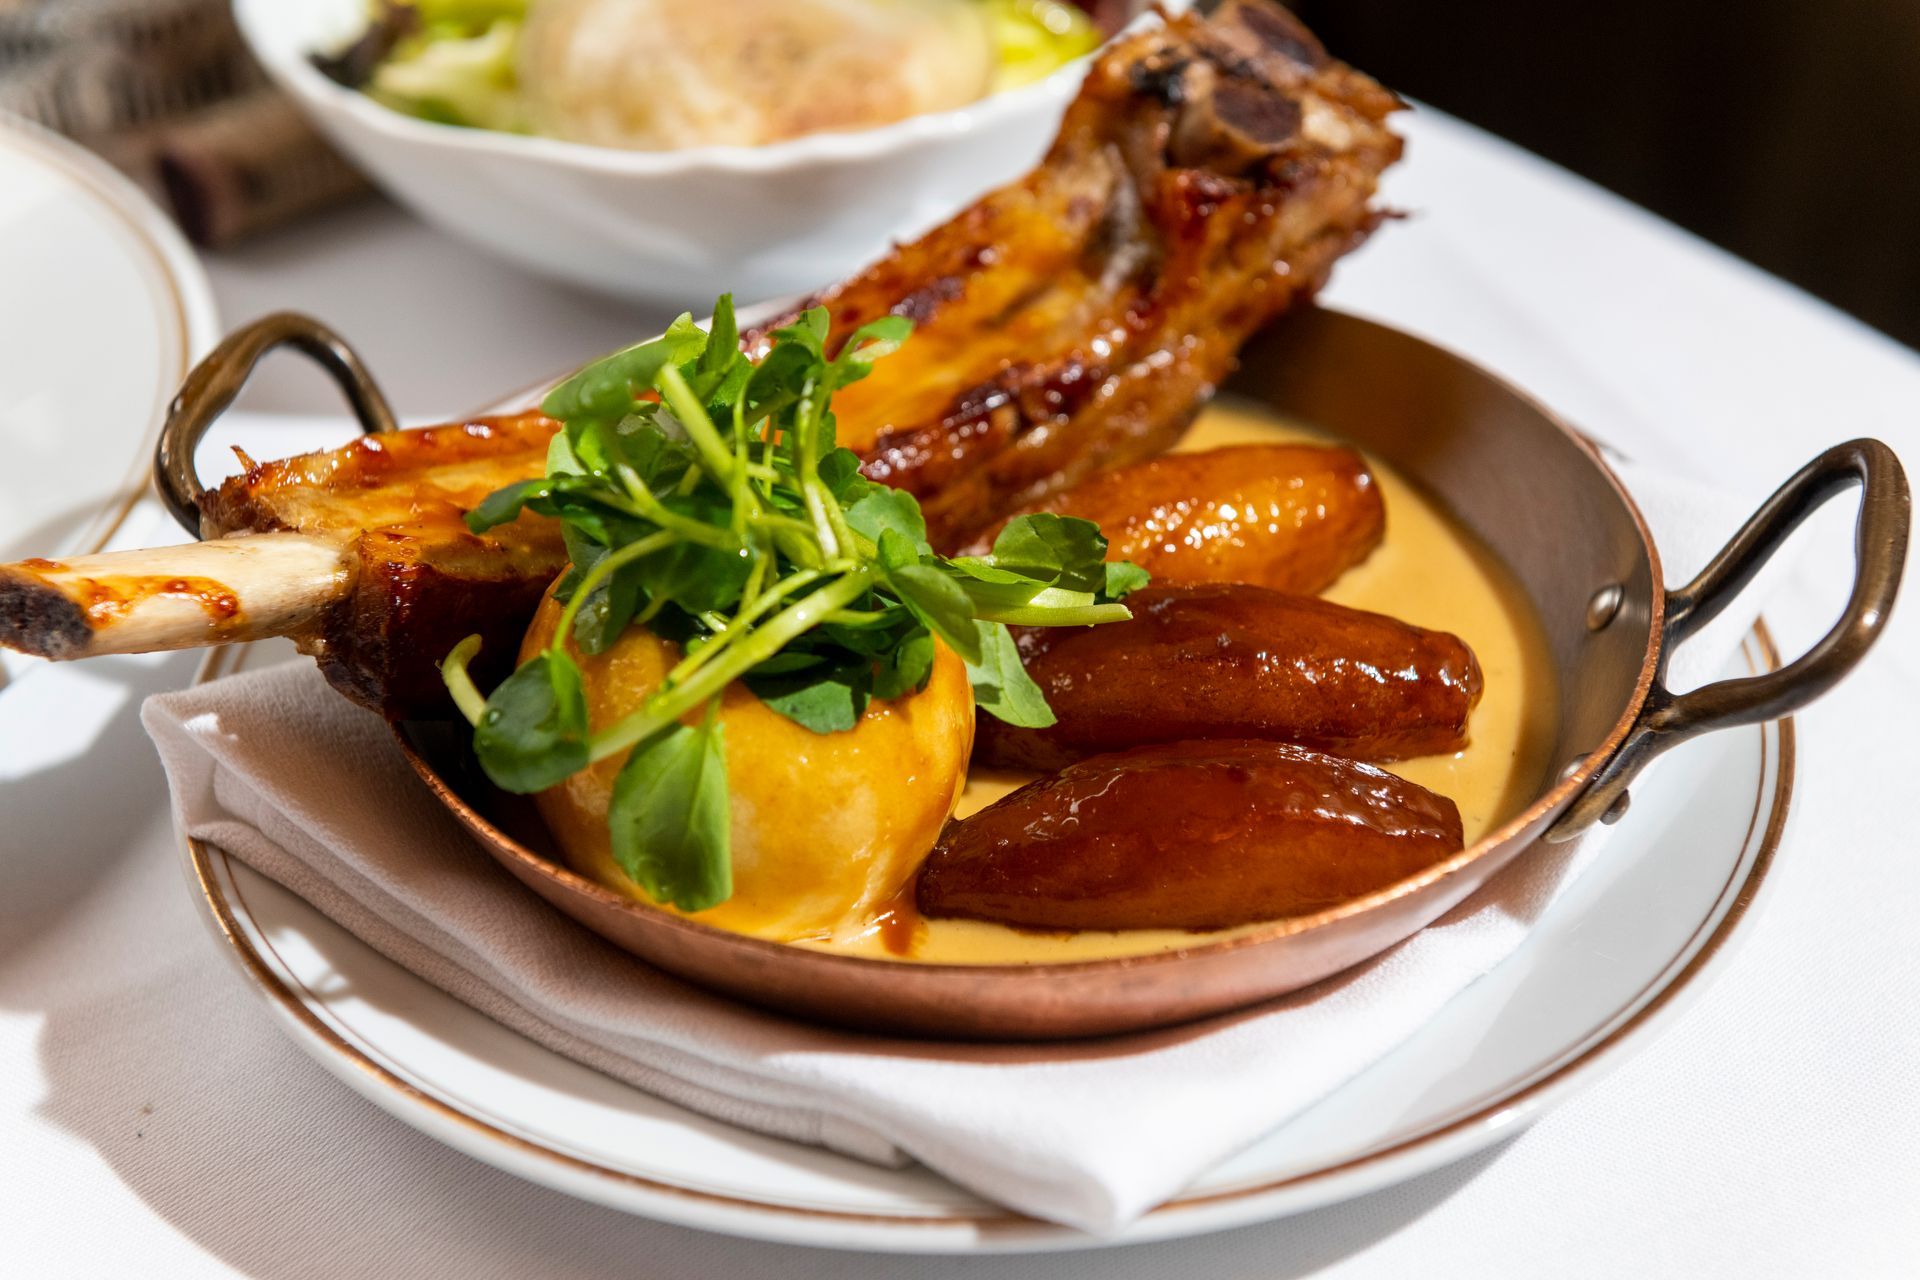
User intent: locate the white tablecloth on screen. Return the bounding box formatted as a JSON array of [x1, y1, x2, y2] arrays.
[[3, 108, 1917, 1277]]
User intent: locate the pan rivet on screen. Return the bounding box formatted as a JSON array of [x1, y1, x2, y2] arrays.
[[1586, 584, 1624, 631], [1601, 791, 1632, 824], [1559, 757, 1586, 781]]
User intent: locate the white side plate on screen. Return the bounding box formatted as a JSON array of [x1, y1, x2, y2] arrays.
[[0, 116, 219, 565]]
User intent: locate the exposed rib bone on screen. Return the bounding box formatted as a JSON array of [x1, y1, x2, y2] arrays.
[[0, 414, 566, 717], [0, 534, 350, 659]]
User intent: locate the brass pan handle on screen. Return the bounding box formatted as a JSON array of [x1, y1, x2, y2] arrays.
[[1549, 438, 1909, 841], [155, 312, 400, 538]]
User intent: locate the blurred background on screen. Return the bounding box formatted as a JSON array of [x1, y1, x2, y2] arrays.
[[3, 0, 1915, 348], [1295, 0, 1920, 349]]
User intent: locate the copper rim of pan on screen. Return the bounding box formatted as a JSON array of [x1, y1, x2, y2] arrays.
[[393, 331, 1668, 983]]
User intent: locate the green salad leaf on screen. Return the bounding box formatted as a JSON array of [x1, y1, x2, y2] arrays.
[[1104, 560, 1152, 598], [443, 294, 1144, 912], [470, 650, 589, 793], [964, 621, 1056, 729], [608, 712, 732, 911], [362, 2, 526, 133]]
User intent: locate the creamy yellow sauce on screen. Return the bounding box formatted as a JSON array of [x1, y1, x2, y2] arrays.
[[802, 402, 1559, 964]]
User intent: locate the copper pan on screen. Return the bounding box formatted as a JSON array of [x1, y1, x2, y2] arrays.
[[155, 306, 1909, 1040]]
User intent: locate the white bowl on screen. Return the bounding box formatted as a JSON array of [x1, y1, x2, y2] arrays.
[[235, 0, 1128, 306]]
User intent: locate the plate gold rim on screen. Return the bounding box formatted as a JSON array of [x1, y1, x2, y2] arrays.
[[178, 624, 1791, 1237]]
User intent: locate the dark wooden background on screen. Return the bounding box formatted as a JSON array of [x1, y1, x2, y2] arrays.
[[1294, 0, 1920, 350]]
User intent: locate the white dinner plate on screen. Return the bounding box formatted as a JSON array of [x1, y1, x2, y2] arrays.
[[0, 115, 218, 567], [177, 631, 1791, 1253]]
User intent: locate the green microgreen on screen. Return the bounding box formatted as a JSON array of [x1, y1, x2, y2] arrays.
[[442, 295, 1144, 912]]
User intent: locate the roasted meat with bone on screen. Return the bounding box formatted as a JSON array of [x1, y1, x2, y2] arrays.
[[761, 0, 1403, 549], [0, 0, 1401, 718], [0, 415, 564, 717]]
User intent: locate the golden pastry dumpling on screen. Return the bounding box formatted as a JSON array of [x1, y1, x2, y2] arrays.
[[523, 595, 974, 942], [516, 0, 996, 150]]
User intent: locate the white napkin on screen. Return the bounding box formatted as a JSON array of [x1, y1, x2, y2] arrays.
[[140, 459, 1786, 1235]]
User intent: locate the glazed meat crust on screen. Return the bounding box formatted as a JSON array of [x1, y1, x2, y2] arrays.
[[969, 443, 1385, 592], [972, 583, 1483, 772], [198, 413, 566, 716], [751, 0, 1402, 550], [918, 739, 1465, 931]]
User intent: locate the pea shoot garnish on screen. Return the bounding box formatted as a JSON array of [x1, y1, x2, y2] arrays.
[[443, 296, 1145, 912]]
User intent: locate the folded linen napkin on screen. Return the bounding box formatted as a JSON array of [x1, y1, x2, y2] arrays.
[[141, 459, 1786, 1234]]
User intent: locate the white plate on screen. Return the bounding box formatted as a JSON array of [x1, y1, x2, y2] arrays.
[[0, 116, 219, 565], [178, 632, 1791, 1253]]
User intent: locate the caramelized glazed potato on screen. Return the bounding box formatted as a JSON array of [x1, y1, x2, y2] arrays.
[[918, 740, 1465, 930], [974, 583, 1482, 771], [979, 444, 1384, 592]]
